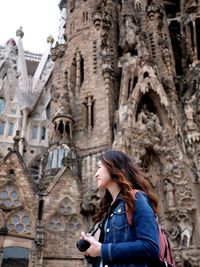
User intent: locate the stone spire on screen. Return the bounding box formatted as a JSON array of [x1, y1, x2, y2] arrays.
[[16, 27, 29, 92], [32, 35, 54, 90]]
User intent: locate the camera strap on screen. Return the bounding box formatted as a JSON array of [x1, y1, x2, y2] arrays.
[[88, 197, 123, 242]]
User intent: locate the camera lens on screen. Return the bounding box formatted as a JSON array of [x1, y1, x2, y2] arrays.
[[76, 239, 91, 252]]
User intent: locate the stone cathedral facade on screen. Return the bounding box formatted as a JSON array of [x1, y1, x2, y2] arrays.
[[0, 0, 200, 266]]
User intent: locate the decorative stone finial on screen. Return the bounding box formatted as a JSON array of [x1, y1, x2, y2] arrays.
[[47, 35, 54, 44], [16, 27, 24, 38]]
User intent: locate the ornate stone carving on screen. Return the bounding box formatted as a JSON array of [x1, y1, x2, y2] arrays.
[[119, 15, 139, 54], [184, 96, 200, 144], [164, 179, 175, 210], [50, 43, 66, 61], [93, 0, 114, 73], [137, 107, 162, 136], [146, 1, 164, 22], [16, 26, 24, 38], [80, 189, 100, 215], [177, 213, 194, 248], [185, 0, 198, 12], [92, 10, 102, 30], [35, 220, 44, 246]]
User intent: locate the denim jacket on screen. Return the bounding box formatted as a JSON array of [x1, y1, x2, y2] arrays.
[[100, 191, 159, 267]]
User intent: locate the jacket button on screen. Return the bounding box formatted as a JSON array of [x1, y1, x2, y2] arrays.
[[104, 265, 108, 267], [106, 228, 110, 232], [110, 213, 113, 217], [118, 208, 121, 213]]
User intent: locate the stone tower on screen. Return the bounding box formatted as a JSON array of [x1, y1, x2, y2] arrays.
[[0, 0, 200, 266], [50, 0, 121, 195]]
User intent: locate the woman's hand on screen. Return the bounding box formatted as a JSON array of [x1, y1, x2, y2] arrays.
[[80, 231, 102, 257]]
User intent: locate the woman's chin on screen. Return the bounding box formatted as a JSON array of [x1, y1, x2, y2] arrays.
[[97, 183, 104, 190]]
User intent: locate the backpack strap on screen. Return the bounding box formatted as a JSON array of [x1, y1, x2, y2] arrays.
[[155, 216, 175, 266]]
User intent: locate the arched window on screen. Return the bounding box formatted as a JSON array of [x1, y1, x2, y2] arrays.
[[70, 57, 77, 95], [41, 127, 46, 140], [58, 196, 75, 215], [46, 146, 70, 173], [0, 98, 5, 113], [47, 213, 65, 232], [32, 126, 38, 139], [2, 247, 29, 267], [7, 209, 33, 234], [0, 121, 5, 135], [8, 122, 14, 136], [68, 215, 81, 232], [169, 20, 182, 75], [0, 185, 22, 210], [80, 55, 84, 86]]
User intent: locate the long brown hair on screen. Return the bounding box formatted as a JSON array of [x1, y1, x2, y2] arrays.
[[94, 150, 158, 223]]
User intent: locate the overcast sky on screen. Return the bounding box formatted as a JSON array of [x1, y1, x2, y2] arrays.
[[0, 0, 60, 53]]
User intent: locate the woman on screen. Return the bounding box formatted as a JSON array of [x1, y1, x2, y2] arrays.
[[80, 150, 159, 267]]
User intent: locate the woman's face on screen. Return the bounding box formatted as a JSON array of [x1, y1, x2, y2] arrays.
[[95, 160, 112, 189]]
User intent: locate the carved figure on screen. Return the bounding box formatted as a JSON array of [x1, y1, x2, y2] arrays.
[[125, 17, 138, 48], [178, 219, 193, 247], [164, 179, 175, 209], [137, 110, 148, 124], [147, 112, 162, 134], [183, 96, 200, 143], [119, 15, 138, 54], [137, 106, 162, 136], [184, 97, 194, 122], [137, 106, 149, 127]]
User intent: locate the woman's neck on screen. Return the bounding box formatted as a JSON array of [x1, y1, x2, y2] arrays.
[[107, 183, 121, 204]]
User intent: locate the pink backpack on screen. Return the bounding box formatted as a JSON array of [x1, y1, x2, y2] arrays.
[[126, 190, 176, 267]]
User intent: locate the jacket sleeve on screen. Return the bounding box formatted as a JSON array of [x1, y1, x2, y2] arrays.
[[101, 192, 159, 263]]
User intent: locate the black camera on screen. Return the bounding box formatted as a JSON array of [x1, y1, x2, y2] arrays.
[[76, 238, 91, 252], [76, 224, 100, 252]]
